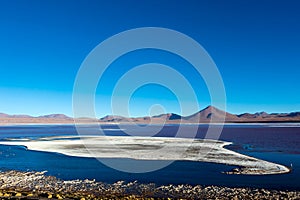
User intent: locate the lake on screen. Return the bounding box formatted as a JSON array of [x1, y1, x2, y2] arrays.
[[0, 124, 299, 190]]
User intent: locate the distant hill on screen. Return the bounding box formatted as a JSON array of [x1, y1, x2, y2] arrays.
[[0, 113, 11, 118], [1, 106, 300, 124], [153, 113, 182, 120], [98, 106, 300, 123], [38, 114, 71, 119], [238, 112, 272, 118], [0, 113, 73, 124], [0, 113, 33, 118], [184, 106, 239, 122], [0, 113, 71, 119], [100, 115, 133, 123]]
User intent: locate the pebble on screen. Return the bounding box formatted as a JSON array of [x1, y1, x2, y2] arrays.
[[0, 170, 299, 199], [15, 192, 22, 197]]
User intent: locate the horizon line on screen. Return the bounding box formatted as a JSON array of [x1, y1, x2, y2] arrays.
[[1, 105, 300, 119]]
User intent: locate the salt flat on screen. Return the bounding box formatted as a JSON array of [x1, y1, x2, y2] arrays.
[[0, 136, 290, 175]]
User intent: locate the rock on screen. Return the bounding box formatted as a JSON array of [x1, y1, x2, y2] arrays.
[[15, 192, 22, 197]]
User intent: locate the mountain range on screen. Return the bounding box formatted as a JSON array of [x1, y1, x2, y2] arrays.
[[99, 106, 300, 123], [1, 106, 300, 124]]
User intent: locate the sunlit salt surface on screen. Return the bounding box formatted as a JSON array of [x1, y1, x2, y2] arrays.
[[0, 136, 290, 175]]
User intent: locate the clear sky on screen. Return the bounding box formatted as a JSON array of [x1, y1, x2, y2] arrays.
[[0, 0, 299, 117]]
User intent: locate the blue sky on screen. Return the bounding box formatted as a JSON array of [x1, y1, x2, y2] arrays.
[[0, 0, 299, 117]]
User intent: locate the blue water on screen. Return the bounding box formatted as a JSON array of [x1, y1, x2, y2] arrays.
[[0, 125, 299, 190]]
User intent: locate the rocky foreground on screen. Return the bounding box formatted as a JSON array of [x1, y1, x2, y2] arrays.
[[0, 171, 299, 199]]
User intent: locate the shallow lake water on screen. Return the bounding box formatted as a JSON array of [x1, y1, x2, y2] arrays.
[[0, 124, 299, 190]]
